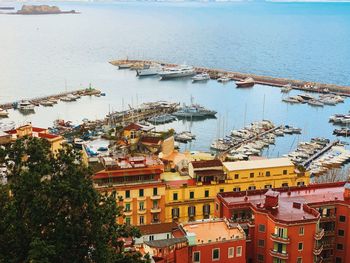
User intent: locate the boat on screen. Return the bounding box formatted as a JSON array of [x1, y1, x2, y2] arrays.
[[0, 108, 9, 118], [40, 100, 54, 106], [333, 129, 350, 137], [61, 94, 78, 102], [308, 99, 323, 107], [217, 76, 231, 83], [235, 77, 255, 88], [118, 64, 132, 69], [148, 114, 177, 124], [48, 98, 59, 104], [18, 101, 35, 112], [299, 93, 314, 101], [158, 65, 196, 79], [282, 97, 300, 104], [281, 84, 292, 93], [137, 64, 162, 76], [192, 73, 210, 82], [172, 104, 217, 118]]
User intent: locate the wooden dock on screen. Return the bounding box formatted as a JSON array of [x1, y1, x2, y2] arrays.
[[0, 88, 101, 110], [110, 59, 350, 96]]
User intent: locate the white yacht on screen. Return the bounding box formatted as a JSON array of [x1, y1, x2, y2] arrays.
[[136, 64, 162, 76], [18, 101, 35, 112], [158, 65, 196, 79], [217, 76, 231, 83], [0, 108, 9, 118], [192, 72, 210, 82]]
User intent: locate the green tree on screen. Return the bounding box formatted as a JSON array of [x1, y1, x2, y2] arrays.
[[0, 137, 147, 263]]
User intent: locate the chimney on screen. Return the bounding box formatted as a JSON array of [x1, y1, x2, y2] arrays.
[[344, 182, 350, 200], [264, 190, 279, 209]]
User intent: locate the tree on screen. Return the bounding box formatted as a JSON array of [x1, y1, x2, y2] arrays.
[[0, 137, 147, 263]]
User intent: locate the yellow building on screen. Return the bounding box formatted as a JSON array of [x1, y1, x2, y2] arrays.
[[164, 158, 309, 223]]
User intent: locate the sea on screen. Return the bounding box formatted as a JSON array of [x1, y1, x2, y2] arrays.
[[1, 1, 350, 157]]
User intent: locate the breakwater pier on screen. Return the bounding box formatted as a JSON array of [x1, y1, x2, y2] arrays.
[[110, 59, 350, 96]]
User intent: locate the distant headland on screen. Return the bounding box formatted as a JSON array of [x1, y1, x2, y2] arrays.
[[9, 5, 79, 15]]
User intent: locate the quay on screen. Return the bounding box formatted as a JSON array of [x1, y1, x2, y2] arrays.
[[110, 59, 350, 96], [0, 87, 101, 110], [302, 140, 340, 169]]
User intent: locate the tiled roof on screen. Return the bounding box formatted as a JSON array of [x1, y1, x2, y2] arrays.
[[195, 170, 225, 177], [191, 159, 222, 169], [138, 222, 178, 235], [32, 127, 47, 132], [124, 123, 142, 131]]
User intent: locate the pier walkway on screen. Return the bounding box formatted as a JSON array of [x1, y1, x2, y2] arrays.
[[302, 140, 340, 169], [110, 59, 350, 96]]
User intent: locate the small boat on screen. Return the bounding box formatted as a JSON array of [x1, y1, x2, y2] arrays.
[[48, 98, 59, 104], [281, 84, 293, 93], [217, 76, 231, 83], [118, 64, 132, 69], [282, 97, 300, 104], [158, 65, 196, 79], [40, 100, 54, 107], [137, 64, 162, 76], [308, 99, 323, 107], [299, 93, 314, 101], [73, 138, 85, 149], [18, 101, 35, 112], [333, 129, 350, 137], [236, 77, 255, 88], [61, 94, 78, 102], [192, 73, 210, 82], [0, 108, 9, 118]]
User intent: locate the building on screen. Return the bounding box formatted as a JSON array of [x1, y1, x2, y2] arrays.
[[223, 157, 309, 191], [93, 155, 166, 226], [135, 222, 178, 245], [164, 158, 309, 223], [143, 219, 246, 263], [214, 182, 350, 263], [1, 124, 63, 152]]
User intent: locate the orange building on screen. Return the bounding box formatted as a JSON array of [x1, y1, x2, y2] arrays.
[[215, 182, 350, 263], [93, 155, 166, 226]]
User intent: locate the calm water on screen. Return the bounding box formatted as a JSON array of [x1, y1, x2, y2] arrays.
[[1, 1, 350, 156]]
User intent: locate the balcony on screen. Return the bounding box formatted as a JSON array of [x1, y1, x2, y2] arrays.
[[123, 197, 133, 203], [137, 209, 147, 215], [150, 195, 161, 200], [313, 245, 323, 256], [269, 250, 289, 260], [270, 234, 290, 244], [124, 210, 132, 216], [320, 215, 336, 222], [137, 196, 146, 201], [151, 207, 161, 213], [314, 229, 325, 240]]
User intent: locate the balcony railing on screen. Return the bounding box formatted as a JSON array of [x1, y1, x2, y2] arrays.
[[124, 210, 132, 216], [320, 215, 336, 222], [151, 207, 161, 213], [270, 234, 290, 244], [137, 196, 147, 201], [150, 195, 161, 200], [313, 245, 323, 256], [269, 249, 289, 260], [137, 209, 147, 214], [314, 229, 325, 240]]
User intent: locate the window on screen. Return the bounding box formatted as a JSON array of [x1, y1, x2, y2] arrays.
[[258, 239, 265, 247], [297, 258, 302, 263], [298, 242, 303, 251], [190, 191, 194, 199], [152, 213, 159, 223], [188, 206, 196, 218], [233, 187, 241, 192], [139, 216, 144, 225], [337, 244, 344, 250], [282, 183, 288, 188], [234, 174, 239, 179], [125, 190, 130, 198], [283, 170, 287, 175], [205, 190, 209, 198], [228, 247, 234, 258], [248, 186, 256, 190], [203, 204, 210, 217], [250, 172, 254, 178], [167, 234, 170, 239], [216, 203, 219, 211], [297, 181, 305, 186], [172, 208, 179, 219], [149, 235, 154, 241], [264, 184, 272, 189], [258, 224, 266, 232], [236, 246, 242, 257], [139, 201, 144, 210], [212, 248, 220, 261], [336, 257, 342, 263], [275, 227, 288, 238], [299, 227, 304, 236], [339, 215, 346, 222], [153, 187, 158, 196], [338, 229, 345, 236], [193, 251, 200, 263], [125, 203, 131, 211], [139, 189, 144, 197], [153, 200, 158, 209], [219, 188, 224, 193], [173, 193, 178, 201], [125, 217, 131, 225], [257, 254, 264, 261], [266, 171, 271, 176]]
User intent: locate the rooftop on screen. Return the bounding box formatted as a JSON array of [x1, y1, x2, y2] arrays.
[[218, 182, 348, 224], [191, 159, 223, 169], [144, 237, 188, 248], [124, 123, 142, 131], [182, 220, 245, 245], [223, 157, 294, 171], [138, 222, 178, 235]]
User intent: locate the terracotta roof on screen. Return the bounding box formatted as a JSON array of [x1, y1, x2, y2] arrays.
[[124, 123, 142, 131], [195, 170, 225, 177], [218, 182, 348, 224], [38, 133, 61, 140], [32, 127, 47, 132], [93, 168, 164, 179], [165, 179, 197, 188], [5, 129, 17, 135], [191, 159, 223, 169], [138, 222, 178, 235]]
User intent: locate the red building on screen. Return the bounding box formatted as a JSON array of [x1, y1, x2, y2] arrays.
[[215, 182, 350, 263], [143, 219, 246, 263]]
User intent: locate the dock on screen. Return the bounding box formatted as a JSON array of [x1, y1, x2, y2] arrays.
[[0, 88, 101, 110], [302, 140, 340, 169], [110, 59, 350, 96]]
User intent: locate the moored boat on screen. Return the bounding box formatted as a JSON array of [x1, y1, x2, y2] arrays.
[[0, 108, 9, 118], [158, 65, 196, 79], [192, 72, 210, 82], [236, 77, 255, 88], [18, 101, 35, 112]]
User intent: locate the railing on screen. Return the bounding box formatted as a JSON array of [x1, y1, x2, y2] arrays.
[[150, 195, 161, 200], [270, 234, 290, 244], [151, 207, 161, 213], [313, 245, 324, 256], [314, 229, 325, 240], [269, 250, 289, 259]]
